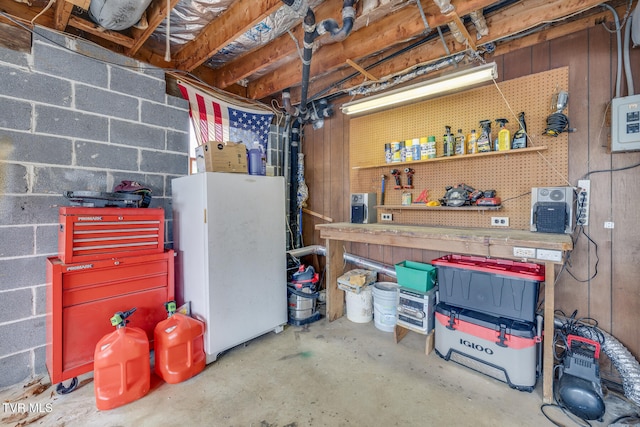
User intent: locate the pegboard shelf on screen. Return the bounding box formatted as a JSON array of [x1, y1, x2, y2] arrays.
[[352, 146, 548, 170], [377, 205, 503, 211]]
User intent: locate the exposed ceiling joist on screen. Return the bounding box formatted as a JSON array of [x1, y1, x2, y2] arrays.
[[0, 0, 626, 107], [127, 0, 181, 56], [173, 0, 283, 71]]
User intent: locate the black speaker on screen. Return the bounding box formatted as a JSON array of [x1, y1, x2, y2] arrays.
[[533, 202, 567, 233], [530, 187, 575, 233]]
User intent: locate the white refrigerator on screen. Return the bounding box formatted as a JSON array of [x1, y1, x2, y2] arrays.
[[171, 172, 287, 363]]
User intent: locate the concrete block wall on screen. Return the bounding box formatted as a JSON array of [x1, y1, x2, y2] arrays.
[[0, 27, 190, 389]]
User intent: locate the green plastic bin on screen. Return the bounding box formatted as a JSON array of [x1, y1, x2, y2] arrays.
[[395, 260, 437, 292]]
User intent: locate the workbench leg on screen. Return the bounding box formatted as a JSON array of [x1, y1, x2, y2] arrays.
[[325, 238, 344, 321], [543, 262, 555, 403]]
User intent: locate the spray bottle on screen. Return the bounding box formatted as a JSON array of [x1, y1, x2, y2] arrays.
[[512, 112, 528, 149], [443, 125, 453, 157], [496, 118, 510, 151], [454, 128, 466, 155], [477, 120, 492, 153], [467, 129, 478, 154]]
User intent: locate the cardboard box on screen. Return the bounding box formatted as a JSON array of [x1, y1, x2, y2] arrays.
[[196, 141, 247, 173]]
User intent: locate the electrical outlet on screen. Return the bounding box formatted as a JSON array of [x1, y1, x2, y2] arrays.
[[577, 179, 590, 226], [491, 217, 509, 227], [513, 247, 536, 258], [536, 249, 563, 262], [381, 213, 393, 221], [604, 221, 615, 229]]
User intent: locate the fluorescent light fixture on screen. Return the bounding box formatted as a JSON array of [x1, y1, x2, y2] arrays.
[[341, 62, 498, 116]]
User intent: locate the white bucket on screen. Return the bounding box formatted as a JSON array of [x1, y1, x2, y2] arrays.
[[372, 282, 399, 332], [345, 286, 373, 323]]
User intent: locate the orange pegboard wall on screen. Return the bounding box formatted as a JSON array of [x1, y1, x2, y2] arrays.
[[349, 67, 569, 230]]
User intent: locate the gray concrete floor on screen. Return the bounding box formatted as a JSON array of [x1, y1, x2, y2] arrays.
[[1, 314, 639, 427]]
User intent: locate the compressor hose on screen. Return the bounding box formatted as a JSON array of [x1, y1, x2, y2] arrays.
[[555, 315, 640, 407]]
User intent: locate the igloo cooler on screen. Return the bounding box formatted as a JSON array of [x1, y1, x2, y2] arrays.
[[434, 302, 540, 392]]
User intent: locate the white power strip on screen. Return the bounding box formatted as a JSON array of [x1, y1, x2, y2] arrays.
[[577, 179, 590, 226]]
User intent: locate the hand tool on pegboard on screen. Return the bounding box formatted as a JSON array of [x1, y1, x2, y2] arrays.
[[380, 174, 387, 205], [390, 169, 402, 189], [404, 168, 414, 189]]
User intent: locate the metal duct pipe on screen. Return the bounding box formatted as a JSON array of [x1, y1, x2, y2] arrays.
[[344, 252, 396, 278], [554, 316, 640, 407], [287, 245, 397, 278]]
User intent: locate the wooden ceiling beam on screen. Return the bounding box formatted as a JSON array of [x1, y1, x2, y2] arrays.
[[247, 0, 497, 100], [67, 15, 135, 49], [265, 0, 608, 103], [1, 3, 55, 28], [173, 0, 283, 72], [54, 1, 74, 31], [205, 0, 349, 89], [0, 19, 31, 53], [127, 0, 180, 57]]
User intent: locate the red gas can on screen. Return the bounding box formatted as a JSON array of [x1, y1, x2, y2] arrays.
[[154, 301, 206, 384], [94, 308, 150, 410]]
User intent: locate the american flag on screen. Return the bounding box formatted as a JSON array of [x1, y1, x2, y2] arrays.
[[178, 81, 273, 149]]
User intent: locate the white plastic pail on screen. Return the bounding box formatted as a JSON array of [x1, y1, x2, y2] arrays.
[[345, 286, 373, 323], [372, 282, 399, 332]]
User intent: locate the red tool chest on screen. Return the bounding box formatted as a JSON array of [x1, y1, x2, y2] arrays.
[[58, 207, 165, 264], [46, 251, 174, 385]]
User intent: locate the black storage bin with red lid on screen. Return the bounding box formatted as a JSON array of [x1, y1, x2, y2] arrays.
[[431, 254, 545, 322]]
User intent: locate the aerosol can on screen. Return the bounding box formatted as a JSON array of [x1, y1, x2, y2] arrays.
[[477, 120, 492, 153], [512, 112, 528, 149], [287, 265, 321, 326]]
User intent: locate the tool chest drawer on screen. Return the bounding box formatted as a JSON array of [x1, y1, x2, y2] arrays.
[[46, 251, 174, 385], [58, 207, 165, 264]]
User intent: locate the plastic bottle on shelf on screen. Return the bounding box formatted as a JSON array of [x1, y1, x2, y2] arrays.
[[385, 143, 392, 163], [399, 141, 406, 162], [512, 112, 528, 149], [477, 120, 492, 153], [454, 128, 466, 155], [496, 118, 511, 151], [467, 129, 478, 154], [443, 126, 454, 157]]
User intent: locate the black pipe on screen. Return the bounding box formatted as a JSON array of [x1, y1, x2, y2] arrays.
[[298, 7, 317, 119], [289, 120, 301, 247], [282, 0, 355, 122]]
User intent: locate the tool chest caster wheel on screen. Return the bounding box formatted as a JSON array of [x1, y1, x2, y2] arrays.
[[56, 377, 78, 394]]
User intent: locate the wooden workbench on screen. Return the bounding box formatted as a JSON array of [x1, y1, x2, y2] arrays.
[[316, 222, 573, 403]]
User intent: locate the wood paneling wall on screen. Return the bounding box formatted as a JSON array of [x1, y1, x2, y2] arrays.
[[301, 26, 640, 369]]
